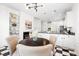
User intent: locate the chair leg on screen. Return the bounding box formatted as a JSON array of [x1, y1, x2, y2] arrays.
[[53, 45, 56, 56]]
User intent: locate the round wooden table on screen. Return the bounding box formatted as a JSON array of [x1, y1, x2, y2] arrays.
[[19, 38, 49, 46]]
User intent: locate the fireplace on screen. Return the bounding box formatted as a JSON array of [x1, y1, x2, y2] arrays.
[[23, 32, 29, 39]]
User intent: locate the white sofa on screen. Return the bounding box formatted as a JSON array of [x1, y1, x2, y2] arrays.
[[14, 44, 53, 56]]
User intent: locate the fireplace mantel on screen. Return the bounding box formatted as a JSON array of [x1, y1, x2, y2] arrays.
[[23, 29, 32, 32]]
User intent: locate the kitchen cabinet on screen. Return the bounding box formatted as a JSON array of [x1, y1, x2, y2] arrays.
[[56, 35, 75, 49], [38, 33, 75, 49], [65, 35, 75, 49], [56, 35, 63, 46]]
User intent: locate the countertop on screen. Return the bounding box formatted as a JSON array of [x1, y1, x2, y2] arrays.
[[39, 31, 75, 35]]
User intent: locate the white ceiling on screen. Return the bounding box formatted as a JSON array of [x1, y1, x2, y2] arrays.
[[1, 3, 74, 21]]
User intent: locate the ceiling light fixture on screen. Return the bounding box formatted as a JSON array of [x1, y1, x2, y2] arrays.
[[26, 3, 43, 12]]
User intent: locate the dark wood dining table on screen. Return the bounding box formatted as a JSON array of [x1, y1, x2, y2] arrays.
[[19, 38, 49, 46]]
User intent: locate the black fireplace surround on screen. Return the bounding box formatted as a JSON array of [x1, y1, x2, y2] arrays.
[[23, 32, 29, 39]]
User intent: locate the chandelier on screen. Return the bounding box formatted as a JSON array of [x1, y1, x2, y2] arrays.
[[26, 3, 43, 12]]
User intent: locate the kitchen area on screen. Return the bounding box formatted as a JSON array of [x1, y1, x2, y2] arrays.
[[32, 9, 76, 50], [18, 3, 77, 55]]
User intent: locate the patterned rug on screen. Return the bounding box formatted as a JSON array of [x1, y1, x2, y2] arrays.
[[0, 45, 77, 56], [54, 45, 76, 56]]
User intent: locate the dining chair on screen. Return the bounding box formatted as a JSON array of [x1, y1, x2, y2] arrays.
[[6, 35, 18, 55], [49, 35, 56, 55]]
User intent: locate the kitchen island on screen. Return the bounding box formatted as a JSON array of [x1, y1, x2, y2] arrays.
[[38, 32, 75, 50]]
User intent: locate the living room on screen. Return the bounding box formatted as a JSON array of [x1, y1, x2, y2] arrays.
[[0, 3, 79, 56]]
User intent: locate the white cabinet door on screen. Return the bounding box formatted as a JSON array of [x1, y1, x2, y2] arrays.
[[65, 35, 75, 49], [61, 35, 68, 47], [56, 35, 63, 46], [61, 35, 75, 49], [56, 35, 75, 49]]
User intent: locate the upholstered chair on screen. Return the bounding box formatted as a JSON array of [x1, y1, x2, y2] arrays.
[[49, 35, 56, 55], [6, 35, 18, 55]]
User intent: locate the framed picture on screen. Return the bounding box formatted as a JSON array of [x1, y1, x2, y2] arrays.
[[25, 20, 32, 29], [9, 13, 19, 35]]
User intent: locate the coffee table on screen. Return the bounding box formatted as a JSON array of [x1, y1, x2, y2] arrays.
[[19, 38, 49, 46]]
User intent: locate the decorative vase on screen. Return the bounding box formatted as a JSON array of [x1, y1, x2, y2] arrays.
[[32, 30, 38, 41]]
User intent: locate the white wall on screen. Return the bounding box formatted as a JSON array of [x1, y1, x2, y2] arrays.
[[51, 21, 64, 33], [41, 21, 48, 32], [32, 18, 41, 32], [0, 5, 34, 43], [0, 5, 20, 47], [64, 11, 73, 27], [0, 6, 9, 47]]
